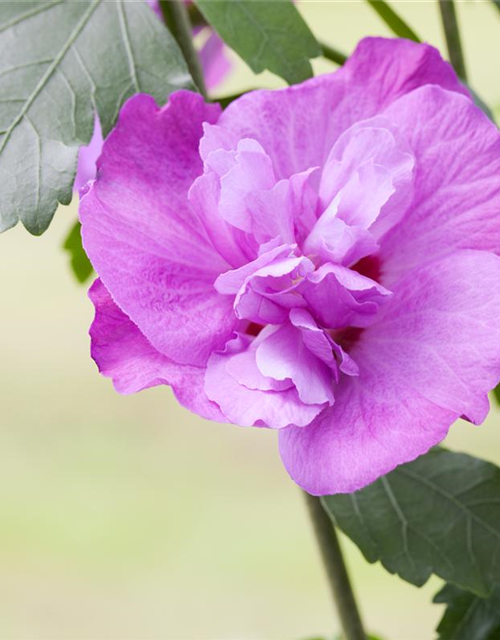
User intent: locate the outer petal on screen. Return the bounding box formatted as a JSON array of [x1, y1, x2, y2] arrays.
[[279, 251, 500, 495], [89, 279, 226, 422], [380, 85, 500, 283], [80, 92, 237, 367], [217, 38, 467, 179]]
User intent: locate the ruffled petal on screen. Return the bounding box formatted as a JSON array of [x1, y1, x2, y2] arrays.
[[279, 251, 500, 495], [216, 38, 467, 179], [80, 92, 237, 367], [89, 279, 226, 422], [304, 117, 415, 265], [318, 116, 414, 233], [255, 323, 336, 406], [289, 308, 359, 378], [216, 243, 313, 325], [300, 263, 392, 329], [204, 335, 325, 428]]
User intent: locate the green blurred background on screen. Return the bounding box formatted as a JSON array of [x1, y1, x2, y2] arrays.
[[1, 2, 500, 639]]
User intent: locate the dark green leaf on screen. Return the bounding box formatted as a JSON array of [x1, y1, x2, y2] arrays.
[[435, 583, 500, 640], [63, 220, 93, 284], [366, 0, 420, 42], [0, 1, 193, 236], [494, 384, 500, 405], [322, 449, 500, 596], [194, 0, 321, 84]]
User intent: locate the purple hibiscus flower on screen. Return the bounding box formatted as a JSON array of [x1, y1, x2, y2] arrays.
[[74, 0, 231, 193], [80, 37, 500, 495]]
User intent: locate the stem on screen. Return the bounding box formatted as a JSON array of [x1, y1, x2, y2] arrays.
[[159, 0, 208, 99], [367, 0, 420, 42], [438, 0, 467, 81], [319, 40, 348, 66], [303, 492, 366, 640]]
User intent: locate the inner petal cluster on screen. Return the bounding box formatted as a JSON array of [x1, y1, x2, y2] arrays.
[[190, 115, 415, 429]]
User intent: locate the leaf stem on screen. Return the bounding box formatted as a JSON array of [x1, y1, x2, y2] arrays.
[[303, 492, 367, 640], [319, 41, 348, 66], [438, 0, 467, 81], [366, 0, 420, 42], [159, 0, 207, 99]]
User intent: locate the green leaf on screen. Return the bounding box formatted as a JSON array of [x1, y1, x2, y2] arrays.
[[63, 220, 93, 284], [366, 0, 420, 42], [435, 583, 500, 640], [194, 0, 321, 84], [494, 384, 500, 405], [322, 448, 500, 597], [0, 1, 193, 236]]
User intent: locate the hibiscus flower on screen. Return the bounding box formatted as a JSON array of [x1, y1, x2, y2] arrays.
[[80, 37, 500, 495]]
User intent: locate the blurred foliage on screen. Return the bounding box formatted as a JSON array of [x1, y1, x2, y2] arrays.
[[63, 221, 93, 284]]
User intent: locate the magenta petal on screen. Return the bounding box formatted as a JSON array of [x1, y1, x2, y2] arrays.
[[301, 263, 392, 329], [216, 38, 466, 179], [289, 308, 359, 378], [233, 251, 313, 323], [189, 171, 251, 267], [245, 178, 297, 245], [215, 243, 294, 294], [216, 244, 313, 325], [279, 250, 500, 495], [245, 168, 320, 245], [89, 279, 226, 422], [218, 140, 276, 232], [318, 117, 414, 233], [225, 332, 294, 392], [381, 85, 500, 283], [256, 323, 335, 406], [204, 335, 325, 428], [80, 92, 237, 367]]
